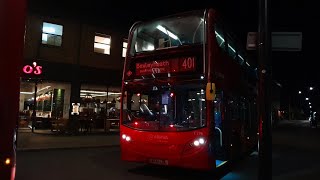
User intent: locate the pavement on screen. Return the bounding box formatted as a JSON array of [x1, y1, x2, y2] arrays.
[[17, 127, 259, 179], [220, 151, 258, 180], [17, 129, 260, 180], [17, 128, 120, 151]]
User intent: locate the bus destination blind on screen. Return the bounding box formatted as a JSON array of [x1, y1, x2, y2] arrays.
[[135, 56, 196, 76]]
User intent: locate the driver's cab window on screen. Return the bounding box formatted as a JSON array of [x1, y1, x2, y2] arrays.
[[127, 91, 174, 122]]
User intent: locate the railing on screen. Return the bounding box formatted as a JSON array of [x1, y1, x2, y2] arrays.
[[104, 119, 120, 132], [215, 127, 222, 147]]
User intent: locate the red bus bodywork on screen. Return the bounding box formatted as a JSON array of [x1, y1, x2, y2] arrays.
[[121, 126, 211, 170]]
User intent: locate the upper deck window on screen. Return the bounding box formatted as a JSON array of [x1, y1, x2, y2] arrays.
[[129, 10, 205, 56], [214, 23, 227, 52], [227, 36, 237, 59]]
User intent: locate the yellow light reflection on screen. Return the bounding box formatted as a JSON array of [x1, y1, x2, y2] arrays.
[[5, 158, 11, 165]]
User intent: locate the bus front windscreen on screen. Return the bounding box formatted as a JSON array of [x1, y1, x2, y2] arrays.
[[129, 10, 205, 56], [122, 82, 206, 131]]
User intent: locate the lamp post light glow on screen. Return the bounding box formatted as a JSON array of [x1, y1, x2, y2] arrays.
[[309, 87, 313, 90], [305, 97, 309, 101], [298, 91, 302, 94]]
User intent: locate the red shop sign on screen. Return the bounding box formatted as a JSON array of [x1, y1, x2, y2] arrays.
[[23, 62, 42, 75]]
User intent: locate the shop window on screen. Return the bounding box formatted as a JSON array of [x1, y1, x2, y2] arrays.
[[79, 86, 121, 119], [94, 33, 111, 54], [42, 22, 63, 46]]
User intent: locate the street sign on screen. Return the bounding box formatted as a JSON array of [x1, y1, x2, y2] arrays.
[[246, 32, 302, 51], [272, 32, 302, 51], [246, 32, 258, 50]]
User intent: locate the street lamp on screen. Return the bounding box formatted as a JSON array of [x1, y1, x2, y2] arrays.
[[298, 91, 302, 94], [306, 97, 309, 101], [309, 87, 313, 91]]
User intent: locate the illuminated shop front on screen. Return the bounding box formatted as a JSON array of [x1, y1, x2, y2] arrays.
[[19, 81, 71, 121], [79, 85, 121, 117], [18, 60, 122, 131]]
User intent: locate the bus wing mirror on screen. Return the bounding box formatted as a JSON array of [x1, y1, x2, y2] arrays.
[[206, 83, 216, 101]]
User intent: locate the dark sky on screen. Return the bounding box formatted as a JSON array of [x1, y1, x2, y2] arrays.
[[28, 0, 311, 89]]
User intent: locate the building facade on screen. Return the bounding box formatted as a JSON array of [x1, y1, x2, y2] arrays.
[[19, 11, 128, 130]]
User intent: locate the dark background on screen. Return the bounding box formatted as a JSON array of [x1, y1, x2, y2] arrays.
[[27, 0, 313, 106], [27, 0, 309, 83]]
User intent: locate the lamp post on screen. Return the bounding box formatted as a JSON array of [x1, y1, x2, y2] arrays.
[[31, 80, 38, 133], [257, 0, 272, 179]]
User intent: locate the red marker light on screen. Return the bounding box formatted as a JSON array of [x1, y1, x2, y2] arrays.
[[169, 124, 174, 128], [170, 92, 174, 97], [134, 122, 138, 125], [137, 93, 141, 96]]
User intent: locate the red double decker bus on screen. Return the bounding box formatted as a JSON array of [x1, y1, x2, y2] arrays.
[[120, 8, 258, 171]]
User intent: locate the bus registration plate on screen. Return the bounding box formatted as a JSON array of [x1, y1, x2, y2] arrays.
[[148, 158, 169, 165]]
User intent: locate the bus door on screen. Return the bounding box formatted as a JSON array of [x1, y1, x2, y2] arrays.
[[213, 90, 228, 164]]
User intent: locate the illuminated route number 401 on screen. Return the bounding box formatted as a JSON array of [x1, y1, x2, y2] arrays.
[[181, 57, 195, 70]]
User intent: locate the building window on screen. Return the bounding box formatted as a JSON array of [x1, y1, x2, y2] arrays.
[[122, 40, 128, 57], [42, 22, 63, 46], [94, 34, 111, 55]]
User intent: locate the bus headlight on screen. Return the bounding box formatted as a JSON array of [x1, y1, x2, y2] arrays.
[[125, 136, 131, 141], [193, 137, 206, 146], [182, 137, 207, 155], [122, 134, 131, 142]]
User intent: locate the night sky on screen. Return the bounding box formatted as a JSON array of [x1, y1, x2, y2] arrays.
[[28, 0, 311, 90]]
